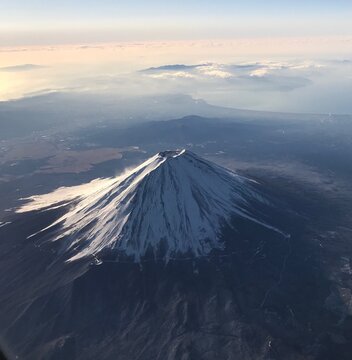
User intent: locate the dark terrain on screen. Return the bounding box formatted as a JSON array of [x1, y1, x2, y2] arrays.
[[0, 107, 352, 359]]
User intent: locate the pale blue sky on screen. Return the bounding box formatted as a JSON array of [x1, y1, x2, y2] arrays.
[[3, 0, 351, 18], [2, 0, 352, 45]]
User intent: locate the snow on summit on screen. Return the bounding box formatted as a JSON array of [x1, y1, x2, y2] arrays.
[[18, 150, 284, 262]]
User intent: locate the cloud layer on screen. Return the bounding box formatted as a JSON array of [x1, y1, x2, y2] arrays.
[[141, 60, 320, 92], [1, 53, 351, 114], [0, 64, 46, 72]]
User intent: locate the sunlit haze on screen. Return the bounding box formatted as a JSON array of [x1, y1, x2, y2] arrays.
[[0, 1, 351, 113]]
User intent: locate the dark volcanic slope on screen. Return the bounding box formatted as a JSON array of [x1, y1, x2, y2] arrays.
[[1, 202, 350, 360]]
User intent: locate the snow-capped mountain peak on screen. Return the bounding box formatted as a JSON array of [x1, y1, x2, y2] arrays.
[[21, 150, 285, 262]]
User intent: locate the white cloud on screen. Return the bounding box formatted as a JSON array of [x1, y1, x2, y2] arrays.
[[147, 71, 196, 79], [197, 64, 233, 78], [199, 69, 233, 78], [249, 68, 270, 77]]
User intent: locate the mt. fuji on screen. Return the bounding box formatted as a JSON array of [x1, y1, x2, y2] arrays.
[[21, 149, 286, 262]]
